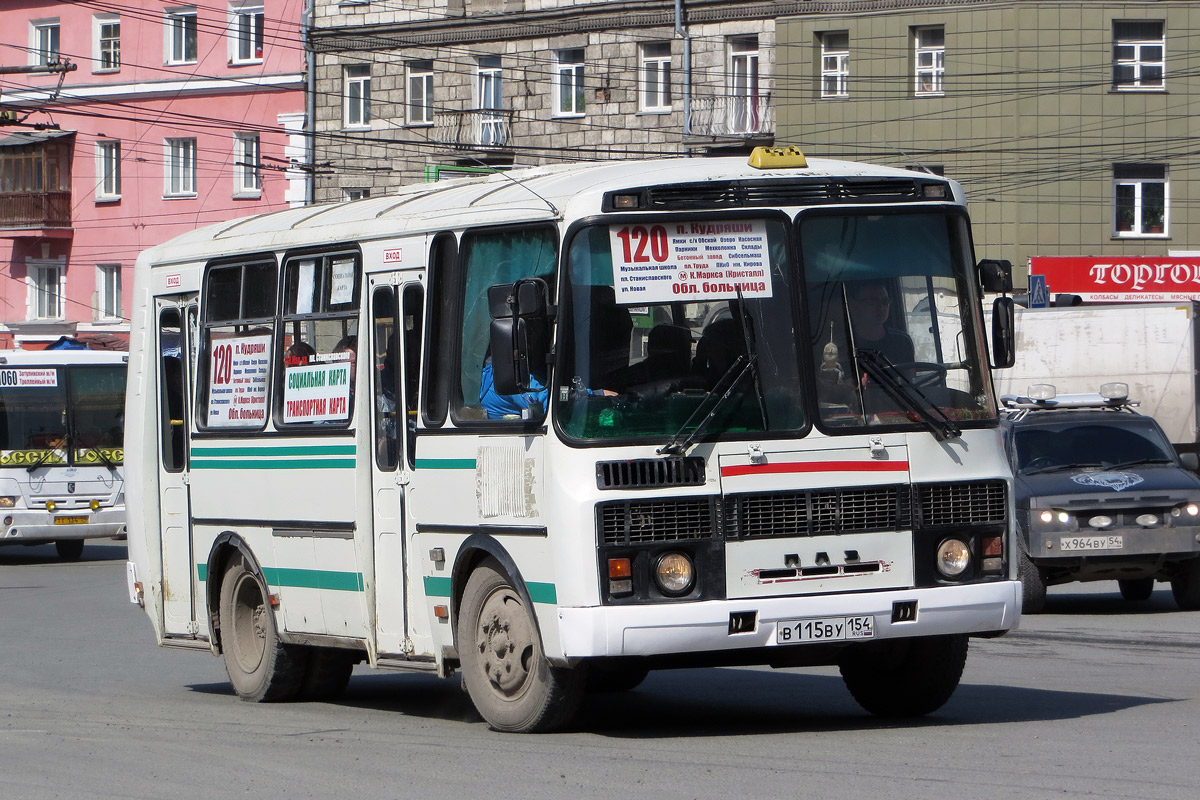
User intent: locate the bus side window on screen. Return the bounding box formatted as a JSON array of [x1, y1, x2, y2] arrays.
[[200, 260, 276, 431], [401, 283, 424, 468], [159, 307, 186, 471], [372, 287, 399, 471]]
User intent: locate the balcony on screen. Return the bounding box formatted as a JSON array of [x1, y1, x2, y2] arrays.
[[687, 94, 774, 139], [0, 130, 74, 237], [0, 190, 72, 233], [431, 109, 514, 150]]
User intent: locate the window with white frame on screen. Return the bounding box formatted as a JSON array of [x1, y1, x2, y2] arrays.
[[166, 7, 198, 64], [477, 56, 504, 146], [553, 49, 586, 117], [820, 31, 849, 98], [640, 42, 672, 112], [234, 133, 260, 196], [230, 3, 264, 64], [344, 64, 371, 128], [165, 138, 197, 196], [97, 265, 122, 320], [914, 26, 945, 96], [29, 263, 64, 320], [31, 20, 60, 66], [729, 37, 761, 134], [1114, 163, 1167, 237], [406, 60, 434, 126], [1113, 20, 1164, 90], [96, 140, 121, 201], [95, 15, 121, 72]]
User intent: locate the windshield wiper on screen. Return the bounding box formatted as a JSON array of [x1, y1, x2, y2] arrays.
[[25, 438, 66, 474], [1023, 462, 1099, 476], [855, 349, 961, 441], [1104, 457, 1174, 470], [658, 353, 756, 456], [82, 446, 119, 472], [735, 289, 769, 431]]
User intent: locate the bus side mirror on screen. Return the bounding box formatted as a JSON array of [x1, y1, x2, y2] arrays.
[[488, 279, 551, 395], [978, 259, 1013, 294], [991, 296, 1016, 369]]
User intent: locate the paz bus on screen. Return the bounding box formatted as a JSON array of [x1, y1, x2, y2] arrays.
[[0, 347, 127, 560], [124, 148, 1020, 732]]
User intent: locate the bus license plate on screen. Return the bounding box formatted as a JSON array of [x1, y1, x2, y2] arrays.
[[54, 515, 88, 525], [777, 615, 874, 644], [1060, 535, 1123, 552]]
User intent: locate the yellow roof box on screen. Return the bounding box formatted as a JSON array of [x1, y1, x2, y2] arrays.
[[748, 146, 808, 169]]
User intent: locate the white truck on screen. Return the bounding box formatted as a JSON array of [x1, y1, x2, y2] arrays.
[[994, 302, 1200, 460]]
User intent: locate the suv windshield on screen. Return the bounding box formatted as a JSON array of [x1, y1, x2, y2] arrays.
[[557, 218, 802, 441], [1013, 416, 1176, 474], [801, 209, 996, 431]]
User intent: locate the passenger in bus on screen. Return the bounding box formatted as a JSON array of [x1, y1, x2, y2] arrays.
[[284, 341, 315, 367], [691, 317, 749, 391], [334, 335, 358, 419], [480, 356, 548, 419], [610, 324, 692, 392], [845, 281, 913, 365]]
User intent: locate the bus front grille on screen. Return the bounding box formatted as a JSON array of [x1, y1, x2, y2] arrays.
[[726, 485, 910, 539], [597, 497, 719, 545], [596, 457, 706, 490], [916, 480, 1007, 527]]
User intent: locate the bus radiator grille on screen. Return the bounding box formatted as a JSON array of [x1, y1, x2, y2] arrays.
[[596, 497, 719, 545]]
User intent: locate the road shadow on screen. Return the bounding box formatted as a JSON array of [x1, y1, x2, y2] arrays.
[[1038, 586, 1183, 616], [0, 541, 127, 566], [188, 663, 1175, 737]]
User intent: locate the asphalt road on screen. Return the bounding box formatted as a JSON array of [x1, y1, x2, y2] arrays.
[[2, 542, 1198, 800]]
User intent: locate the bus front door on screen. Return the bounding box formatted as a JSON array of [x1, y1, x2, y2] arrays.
[[156, 297, 200, 637], [369, 280, 423, 656]]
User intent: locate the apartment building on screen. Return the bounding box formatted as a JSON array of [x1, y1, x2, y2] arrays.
[[309, 0, 801, 200], [776, 0, 1200, 294], [0, 1, 308, 348]]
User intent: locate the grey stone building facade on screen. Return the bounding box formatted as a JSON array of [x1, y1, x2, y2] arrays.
[[775, 0, 1200, 287], [310, 1, 805, 199]]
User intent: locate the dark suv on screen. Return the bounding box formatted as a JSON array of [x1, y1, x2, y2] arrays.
[[1001, 385, 1200, 612]]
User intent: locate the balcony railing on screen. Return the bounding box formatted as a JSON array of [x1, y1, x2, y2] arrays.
[[432, 109, 514, 149], [687, 94, 774, 138], [0, 191, 72, 230]]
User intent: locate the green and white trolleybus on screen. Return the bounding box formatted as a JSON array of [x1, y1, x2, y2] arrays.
[[125, 148, 1021, 732]]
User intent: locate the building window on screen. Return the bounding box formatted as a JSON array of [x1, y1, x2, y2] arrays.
[[914, 26, 945, 96], [344, 188, 371, 201], [477, 56, 504, 146], [97, 265, 122, 320], [231, 3, 264, 64], [234, 133, 260, 196], [96, 140, 121, 201], [553, 49, 586, 117], [729, 37, 761, 134], [1113, 20, 1164, 90], [165, 138, 197, 197], [1114, 163, 1167, 237], [166, 7, 198, 64], [95, 16, 121, 72], [30, 264, 64, 320], [406, 60, 434, 126], [31, 20, 60, 66], [820, 32, 849, 98], [640, 42, 672, 112], [344, 64, 371, 128]]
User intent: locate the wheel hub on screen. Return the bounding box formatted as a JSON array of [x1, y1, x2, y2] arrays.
[[475, 589, 534, 697]]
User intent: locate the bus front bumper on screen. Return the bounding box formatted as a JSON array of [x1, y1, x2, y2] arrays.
[[556, 580, 1021, 659], [1, 508, 127, 544]]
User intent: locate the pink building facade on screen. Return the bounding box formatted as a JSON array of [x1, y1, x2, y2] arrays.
[[0, 0, 308, 349]]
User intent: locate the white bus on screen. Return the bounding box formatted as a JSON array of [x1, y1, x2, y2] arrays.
[[0, 347, 127, 560], [125, 149, 1020, 732]]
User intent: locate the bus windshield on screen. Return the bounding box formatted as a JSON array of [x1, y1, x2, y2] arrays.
[[558, 217, 804, 441], [0, 365, 126, 468]]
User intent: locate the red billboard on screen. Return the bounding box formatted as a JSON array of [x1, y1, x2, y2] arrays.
[[1030, 256, 1200, 302]]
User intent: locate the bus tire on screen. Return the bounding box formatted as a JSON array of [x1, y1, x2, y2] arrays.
[[457, 560, 584, 733], [1118, 577, 1155, 602], [55, 540, 84, 561], [299, 648, 356, 702], [839, 634, 968, 718], [1171, 558, 1200, 611], [219, 555, 307, 702]]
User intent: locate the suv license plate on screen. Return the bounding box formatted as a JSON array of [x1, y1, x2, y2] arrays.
[[54, 515, 88, 525], [777, 615, 874, 644], [1060, 535, 1123, 552]]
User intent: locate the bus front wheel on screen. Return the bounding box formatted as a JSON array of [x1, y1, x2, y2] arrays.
[[219, 555, 307, 702], [839, 634, 968, 718], [457, 560, 583, 732]]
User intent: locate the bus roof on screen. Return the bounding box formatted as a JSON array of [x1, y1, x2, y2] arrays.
[[0, 349, 129, 366], [139, 155, 961, 268]]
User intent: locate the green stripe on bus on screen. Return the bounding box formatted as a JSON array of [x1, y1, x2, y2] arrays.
[[195, 564, 363, 592], [414, 458, 477, 470], [189, 459, 356, 470], [422, 575, 556, 605], [191, 445, 356, 457]]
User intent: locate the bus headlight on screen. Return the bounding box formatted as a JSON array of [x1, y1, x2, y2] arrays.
[[654, 552, 695, 596], [936, 538, 971, 578]]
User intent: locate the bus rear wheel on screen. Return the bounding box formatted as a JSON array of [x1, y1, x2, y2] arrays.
[[219, 555, 307, 702], [54, 540, 84, 561], [839, 634, 969, 718], [457, 560, 583, 733]]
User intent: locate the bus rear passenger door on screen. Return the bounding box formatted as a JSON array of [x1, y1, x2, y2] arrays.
[[369, 279, 424, 656], [156, 297, 200, 636]]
